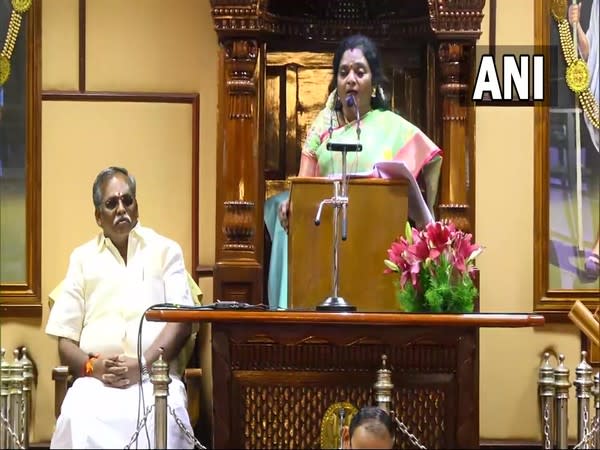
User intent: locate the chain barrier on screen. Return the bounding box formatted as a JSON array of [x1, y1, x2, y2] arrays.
[[20, 396, 26, 445], [394, 416, 427, 449], [573, 416, 599, 450], [168, 405, 207, 449], [0, 411, 24, 450], [542, 401, 552, 449], [582, 404, 589, 445], [123, 405, 154, 450]]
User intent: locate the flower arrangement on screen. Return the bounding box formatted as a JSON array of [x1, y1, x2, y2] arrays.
[[384, 221, 483, 313]]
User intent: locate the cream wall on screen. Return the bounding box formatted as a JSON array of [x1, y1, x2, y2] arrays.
[[1, 0, 218, 442], [0, 0, 587, 444], [476, 0, 581, 441]]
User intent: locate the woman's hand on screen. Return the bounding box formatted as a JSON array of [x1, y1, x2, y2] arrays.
[[278, 199, 290, 233]]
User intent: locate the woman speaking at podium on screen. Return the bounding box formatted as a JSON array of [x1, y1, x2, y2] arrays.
[[265, 34, 442, 309]]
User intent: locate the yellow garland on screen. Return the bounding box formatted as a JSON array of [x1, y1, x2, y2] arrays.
[[0, 0, 33, 86], [551, 1, 599, 129]]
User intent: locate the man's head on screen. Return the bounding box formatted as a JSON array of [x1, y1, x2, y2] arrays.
[[92, 167, 139, 245], [341, 407, 395, 449]]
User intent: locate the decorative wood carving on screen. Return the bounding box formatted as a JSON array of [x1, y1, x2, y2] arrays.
[[220, 324, 465, 449], [215, 38, 264, 302], [236, 377, 450, 449], [224, 39, 258, 119], [437, 41, 473, 232], [223, 200, 255, 251], [427, 0, 486, 36], [211, 0, 486, 42]]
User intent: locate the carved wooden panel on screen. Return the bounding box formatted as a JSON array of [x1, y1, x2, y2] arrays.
[[211, 323, 478, 448], [427, 0, 486, 35], [230, 342, 457, 372], [264, 52, 333, 180], [214, 39, 264, 302], [235, 375, 450, 449], [437, 42, 474, 231]]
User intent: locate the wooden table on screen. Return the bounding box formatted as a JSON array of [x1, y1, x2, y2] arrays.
[[145, 309, 544, 449]]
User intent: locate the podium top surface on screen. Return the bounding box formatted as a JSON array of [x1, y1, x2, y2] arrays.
[[145, 308, 545, 328], [288, 176, 407, 186]]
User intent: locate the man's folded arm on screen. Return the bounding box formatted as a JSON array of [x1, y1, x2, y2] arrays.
[[143, 242, 193, 367], [57, 337, 89, 378]]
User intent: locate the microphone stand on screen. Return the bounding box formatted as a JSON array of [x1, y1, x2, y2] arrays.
[[314, 95, 362, 312]]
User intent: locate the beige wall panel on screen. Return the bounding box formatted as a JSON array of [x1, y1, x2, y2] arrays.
[[494, 0, 534, 46], [477, 107, 535, 316], [41, 100, 193, 272], [85, 0, 218, 266], [0, 99, 193, 442], [480, 0, 490, 46], [479, 325, 580, 440], [197, 278, 213, 304], [476, 1, 582, 440], [85, 0, 216, 92], [41, 0, 79, 90]]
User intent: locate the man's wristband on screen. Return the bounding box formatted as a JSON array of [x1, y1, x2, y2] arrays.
[[83, 353, 99, 377]]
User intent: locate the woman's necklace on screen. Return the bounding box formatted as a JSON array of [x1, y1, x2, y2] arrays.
[[334, 110, 360, 175]]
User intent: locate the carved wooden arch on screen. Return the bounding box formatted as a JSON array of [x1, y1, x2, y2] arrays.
[[209, 0, 486, 304]]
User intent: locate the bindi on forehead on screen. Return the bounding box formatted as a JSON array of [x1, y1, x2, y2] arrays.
[[339, 49, 370, 73], [341, 48, 367, 62]]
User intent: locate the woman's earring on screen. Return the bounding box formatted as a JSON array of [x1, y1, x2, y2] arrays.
[[371, 86, 377, 98], [335, 95, 342, 110]]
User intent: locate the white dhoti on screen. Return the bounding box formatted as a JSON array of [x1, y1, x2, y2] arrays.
[[50, 377, 194, 449]]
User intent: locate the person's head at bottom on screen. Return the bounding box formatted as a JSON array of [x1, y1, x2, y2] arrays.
[[341, 406, 395, 449]]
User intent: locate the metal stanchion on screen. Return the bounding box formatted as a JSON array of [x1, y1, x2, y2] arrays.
[[373, 355, 394, 413], [593, 372, 600, 449], [0, 349, 9, 449], [538, 352, 555, 449], [151, 349, 171, 450], [19, 348, 33, 449], [8, 349, 24, 449], [574, 351, 594, 449], [554, 354, 570, 449]]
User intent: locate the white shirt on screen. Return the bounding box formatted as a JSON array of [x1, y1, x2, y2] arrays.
[[45, 224, 193, 361]]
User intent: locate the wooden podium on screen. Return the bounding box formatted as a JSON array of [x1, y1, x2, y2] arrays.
[[288, 177, 408, 311], [145, 309, 545, 449]]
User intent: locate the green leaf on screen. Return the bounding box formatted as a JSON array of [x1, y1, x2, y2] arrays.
[[395, 281, 420, 312], [393, 254, 478, 313]]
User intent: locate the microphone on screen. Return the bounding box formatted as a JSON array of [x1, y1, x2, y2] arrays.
[[345, 95, 355, 108], [345, 94, 361, 141]]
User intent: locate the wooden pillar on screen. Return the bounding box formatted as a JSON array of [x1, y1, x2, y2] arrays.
[[214, 39, 264, 303], [437, 41, 474, 233]]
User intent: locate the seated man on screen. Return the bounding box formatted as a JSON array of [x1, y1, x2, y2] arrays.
[[46, 166, 195, 449], [341, 406, 395, 449]]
